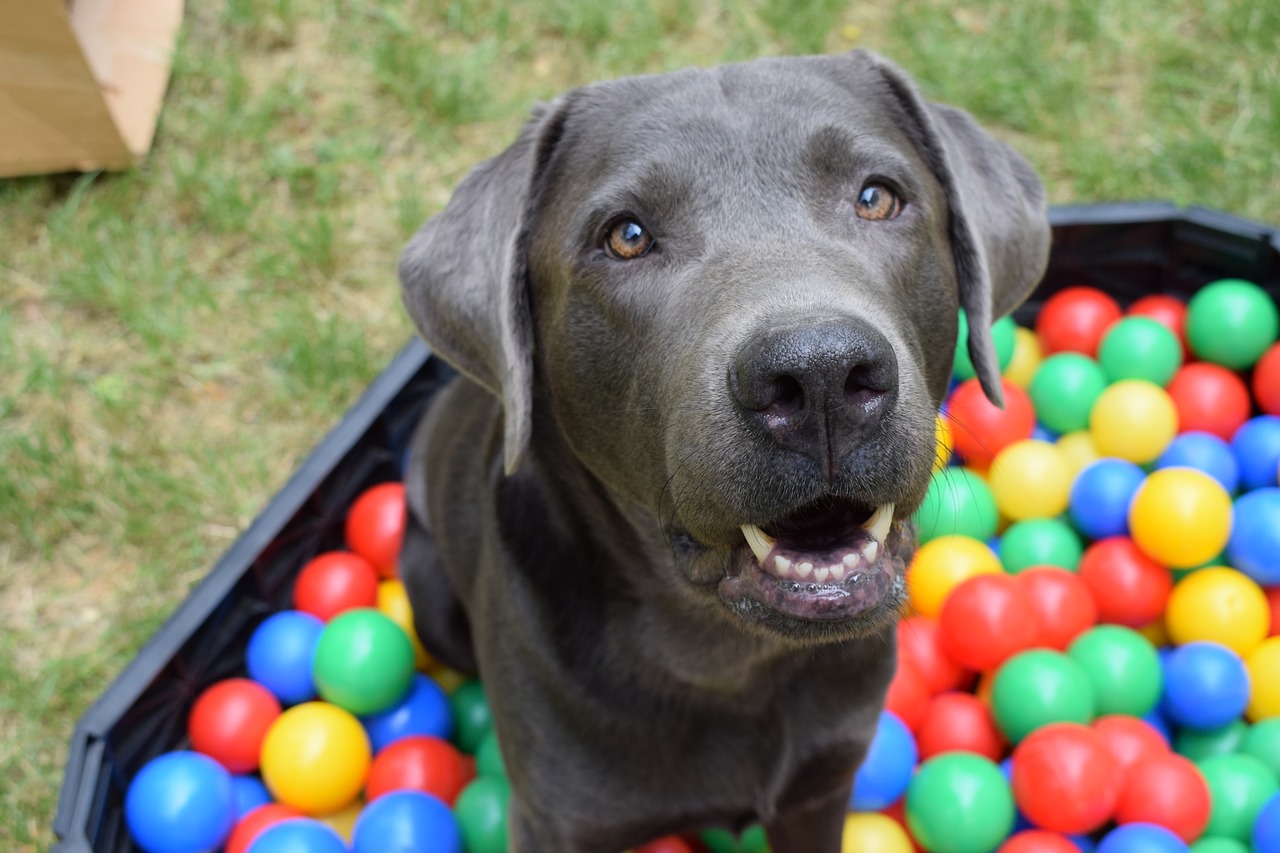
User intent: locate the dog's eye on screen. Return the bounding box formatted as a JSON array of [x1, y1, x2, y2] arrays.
[[855, 183, 902, 221], [605, 218, 654, 260]]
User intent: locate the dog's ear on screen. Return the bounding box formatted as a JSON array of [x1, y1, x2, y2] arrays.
[[861, 52, 1050, 407], [399, 100, 571, 474]]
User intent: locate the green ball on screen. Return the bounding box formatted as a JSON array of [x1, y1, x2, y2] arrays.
[[311, 608, 415, 715], [1239, 718, 1280, 778], [1197, 753, 1280, 840], [1175, 720, 1249, 761], [700, 825, 769, 853], [906, 753, 1015, 853], [954, 310, 1018, 380], [454, 776, 511, 853], [1186, 278, 1279, 369], [449, 680, 494, 754], [991, 649, 1096, 742], [475, 729, 506, 778], [1028, 353, 1109, 434], [1066, 625, 1163, 717], [1098, 316, 1183, 386], [1191, 838, 1251, 853], [999, 517, 1084, 573], [916, 467, 999, 545]]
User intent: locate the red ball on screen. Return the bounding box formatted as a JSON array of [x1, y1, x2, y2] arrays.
[[1091, 714, 1169, 772], [187, 678, 282, 774], [883, 799, 925, 852], [1128, 295, 1190, 359], [1114, 752, 1211, 842], [346, 482, 407, 578], [885, 659, 932, 732], [1076, 537, 1172, 627], [938, 574, 1039, 672], [915, 691, 1007, 762], [1035, 286, 1123, 357], [365, 735, 475, 805], [898, 616, 973, 695], [293, 551, 380, 621], [946, 378, 1036, 468], [635, 837, 696, 853], [1014, 567, 1098, 650], [1253, 343, 1280, 416], [224, 803, 304, 853], [1267, 586, 1280, 637], [999, 830, 1082, 853], [1012, 723, 1122, 835], [1166, 362, 1252, 441]]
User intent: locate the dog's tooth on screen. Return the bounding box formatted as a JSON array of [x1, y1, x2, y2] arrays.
[[773, 555, 793, 578], [829, 563, 847, 583], [796, 561, 814, 579], [843, 552, 860, 569], [861, 538, 880, 564], [814, 566, 830, 583], [862, 503, 895, 545], [741, 524, 776, 565]]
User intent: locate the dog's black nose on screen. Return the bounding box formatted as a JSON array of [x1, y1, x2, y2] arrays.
[[732, 319, 898, 475]]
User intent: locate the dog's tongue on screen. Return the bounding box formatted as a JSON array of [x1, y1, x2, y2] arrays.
[[741, 502, 893, 584]]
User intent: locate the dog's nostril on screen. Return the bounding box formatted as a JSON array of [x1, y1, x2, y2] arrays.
[[844, 368, 885, 411], [766, 375, 805, 415]]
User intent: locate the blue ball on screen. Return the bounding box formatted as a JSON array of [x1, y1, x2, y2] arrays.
[[1255, 793, 1280, 853], [353, 791, 463, 853], [246, 610, 324, 705], [1070, 835, 1097, 853], [1033, 423, 1059, 443], [125, 751, 236, 853], [1228, 488, 1280, 584], [1156, 431, 1240, 493], [1142, 704, 1174, 744], [1097, 823, 1189, 853], [362, 673, 454, 752], [1069, 458, 1146, 540], [248, 818, 348, 853], [850, 710, 917, 811], [230, 774, 272, 819], [1161, 641, 1250, 731], [1232, 415, 1280, 491]]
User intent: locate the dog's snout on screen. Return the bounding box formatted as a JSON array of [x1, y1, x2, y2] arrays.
[[732, 319, 898, 471]]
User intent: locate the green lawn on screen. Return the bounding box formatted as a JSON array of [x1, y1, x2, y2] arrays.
[[1, 0, 1277, 848]]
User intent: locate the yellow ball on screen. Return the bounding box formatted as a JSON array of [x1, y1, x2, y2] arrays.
[[318, 799, 363, 842], [1137, 616, 1171, 648], [935, 414, 954, 472], [842, 812, 915, 853], [426, 664, 470, 694], [260, 702, 371, 815], [1003, 326, 1044, 388], [377, 579, 432, 670], [908, 534, 1003, 619], [1247, 637, 1280, 721], [988, 439, 1072, 521], [1056, 431, 1100, 479], [1129, 468, 1234, 568], [1090, 379, 1179, 463], [1165, 567, 1270, 656]]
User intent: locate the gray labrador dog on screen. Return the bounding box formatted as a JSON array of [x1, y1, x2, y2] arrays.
[[397, 50, 1048, 852]]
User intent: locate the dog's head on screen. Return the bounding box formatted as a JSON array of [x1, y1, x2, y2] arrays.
[[401, 51, 1049, 644]]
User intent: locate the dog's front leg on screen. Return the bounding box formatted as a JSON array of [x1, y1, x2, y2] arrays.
[[763, 777, 854, 853]]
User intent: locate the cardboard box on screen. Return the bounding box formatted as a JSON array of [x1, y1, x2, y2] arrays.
[[0, 0, 183, 178]]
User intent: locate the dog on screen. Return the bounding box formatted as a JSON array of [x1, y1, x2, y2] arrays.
[[396, 50, 1049, 852]]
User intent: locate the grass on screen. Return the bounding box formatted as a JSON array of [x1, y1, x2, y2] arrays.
[[1, 0, 1277, 848]]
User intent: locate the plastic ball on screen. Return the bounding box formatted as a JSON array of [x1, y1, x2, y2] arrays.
[[1057, 431, 1102, 479], [125, 751, 236, 853], [1114, 752, 1211, 841], [991, 650, 1097, 742], [377, 578, 431, 669], [1005, 327, 1044, 388], [1254, 344, 1280, 416], [1015, 567, 1097, 650], [1000, 831, 1082, 853], [956, 310, 1019, 381], [454, 777, 511, 853], [908, 535, 1003, 619], [1255, 794, 1280, 853], [939, 573, 1040, 671], [1175, 719, 1248, 762], [886, 660, 932, 731], [1066, 625, 1163, 717], [1077, 537, 1173, 628], [1090, 380, 1179, 464], [345, 481, 406, 578], [989, 440, 1073, 521], [1185, 279, 1279, 369], [1099, 316, 1183, 386], [1246, 638, 1280, 721], [318, 798, 362, 843], [260, 701, 371, 815], [1189, 840, 1249, 853], [852, 710, 919, 810], [313, 608, 416, 716], [1000, 518, 1083, 573], [636, 837, 696, 853], [246, 610, 324, 706], [900, 615, 974, 695], [1228, 488, 1280, 584], [937, 413, 956, 470], [1011, 723, 1120, 834], [1232, 416, 1280, 490], [474, 730, 506, 779], [1168, 364, 1252, 441], [1128, 295, 1190, 358], [1161, 641, 1250, 730], [1036, 287, 1123, 358], [916, 466, 1000, 544], [188, 679, 282, 774], [225, 803, 304, 853], [1165, 567, 1269, 656], [1241, 719, 1280, 777], [1096, 824, 1189, 853], [1196, 753, 1279, 840], [362, 673, 453, 752], [365, 735, 473, 805], [247, 818, 348, 853], [906, 752, 1015, 853], [701, 825, 769, 853], [230, 775, 273, 818], [1091, 715, 1169, 771], [448, 681, 494, 754], [1070, 458, 1146, 541], [1128, 468, 1233, 569], [1028, 353, 1109, 435], [946, 378, 1037, 469], [294, 551, 380, 621], [351, 789, 461, 853], [843, 812, 917, 853], [1156, 433, 1240, 494], [916, 691, 1007, 762]]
